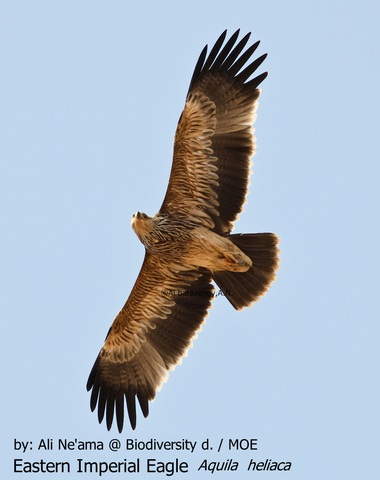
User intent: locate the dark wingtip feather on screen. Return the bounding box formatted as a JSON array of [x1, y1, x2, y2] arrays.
[[187, 45, 207, 93], [220, 33, 253, 72], [116, 391, 124, 433], [209, 29, 241, 71], [188, 30, 229, 93], [126, 392, 137, 430], [246, 71, 268, 89], [202, 30, 228, 72], [90, 384, 99, 412], [86, 358, 98, 391], [236, 53, 268, 84], [226, 40, 261, 76], [97, 388, 107, 424], [137, 392, 149, 418], [106, 393, 115, 431]]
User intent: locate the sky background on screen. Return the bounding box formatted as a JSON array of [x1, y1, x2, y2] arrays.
[[1, 0, 379, 478]]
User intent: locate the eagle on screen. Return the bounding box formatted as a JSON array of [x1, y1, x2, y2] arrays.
[[87, 29, 280, 432]]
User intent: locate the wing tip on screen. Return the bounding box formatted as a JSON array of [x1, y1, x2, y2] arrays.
[[87, 370, 153, 432], [188, 29, 267, 93]]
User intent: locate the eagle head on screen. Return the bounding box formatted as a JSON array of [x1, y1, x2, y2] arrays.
[[131, 211, 155, 244]]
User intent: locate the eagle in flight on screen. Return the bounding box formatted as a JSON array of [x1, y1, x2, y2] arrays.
[[87, 30, 280, 432]]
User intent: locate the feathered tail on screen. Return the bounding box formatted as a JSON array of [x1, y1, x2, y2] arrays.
[[212, 233, 280, 310]]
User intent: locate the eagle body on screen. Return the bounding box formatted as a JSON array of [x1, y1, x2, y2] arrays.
[[132, 212, 252, 272], [87, 30, 280, 432]]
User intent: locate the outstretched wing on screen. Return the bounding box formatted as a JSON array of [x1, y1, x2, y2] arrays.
[[160, 29, 267, 234], [87, 255, 214, 432]]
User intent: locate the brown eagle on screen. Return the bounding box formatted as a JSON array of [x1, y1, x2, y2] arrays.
[[87, 30, 280, 432]]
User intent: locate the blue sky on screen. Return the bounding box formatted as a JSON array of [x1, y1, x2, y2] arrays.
[[1, 0, 379, 478]]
